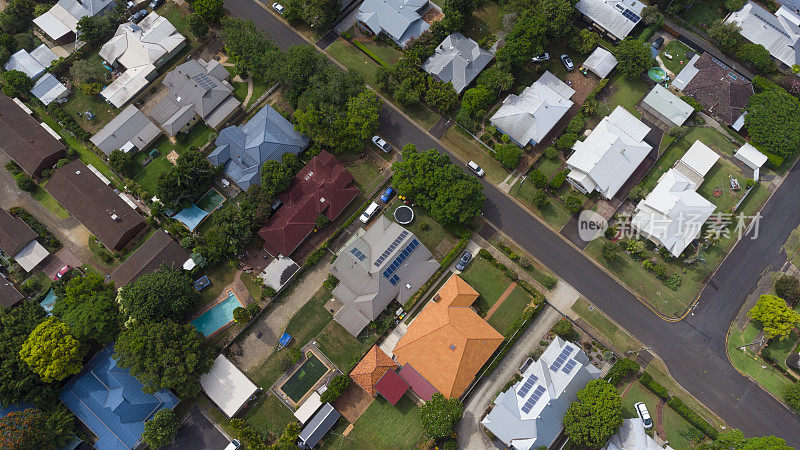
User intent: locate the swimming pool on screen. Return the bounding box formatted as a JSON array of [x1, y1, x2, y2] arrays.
[[40, 289, 57, 314], [196, 189, 226, 213], [190, 290, 243, 336], [281, 353, 329, 403]]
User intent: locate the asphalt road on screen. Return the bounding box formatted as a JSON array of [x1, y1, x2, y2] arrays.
[[225, 0, 800, 443]]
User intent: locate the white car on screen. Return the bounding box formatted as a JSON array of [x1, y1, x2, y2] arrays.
[[272, 2, 284, 14], [560, 54, 574, 71], [635, 402, 653, 429], [371, 135, 392, 153], [467, 160, 485, 177], [360, 202, 380, 224], [531, 52, 550, 63]]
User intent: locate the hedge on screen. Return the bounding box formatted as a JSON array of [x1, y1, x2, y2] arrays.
[[763, 150, 785, 169], [351, 40, 389, 67], [584, 78, 609, 105], [667, 396, 719, 439], [404, 232, 472, 309], [8, 207, 62, 252], [638, 372, 669, 400], [604, 358, 640, 386]]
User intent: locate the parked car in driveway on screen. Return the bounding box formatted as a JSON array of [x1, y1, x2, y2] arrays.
[[467, 160, 485, 177], [380, 187, 395, 202], [455, 251, 472, 271], [560, 54, 574, 71], [149, 0, 162, 9], [531, 52, 550, 63], [54, 265, 71, 281], [652, 36, 664, 50], [360, 202, 380, 224], [635, 402, 653, 429], [272, 2, 284, 14], [371, 135, 392, 153]]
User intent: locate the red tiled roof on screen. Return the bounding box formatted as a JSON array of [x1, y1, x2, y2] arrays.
[[374, 369, 409, 405], [398, 363, 438, 401], [258, 151, 359, 256], [350, 345, 398, 397]]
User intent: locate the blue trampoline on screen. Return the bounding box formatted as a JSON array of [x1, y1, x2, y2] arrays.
[[173, 204, 209, 231], [194, 275, 211, 291]]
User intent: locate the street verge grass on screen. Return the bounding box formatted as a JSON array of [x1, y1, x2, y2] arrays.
[[441, 126, 506, 184], [727, 322, 795, 399]]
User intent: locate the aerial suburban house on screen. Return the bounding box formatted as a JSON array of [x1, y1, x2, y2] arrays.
[[258, 151, 359, 257], [4, 44, 58, 80], [90, 105, 162, 155], [566, 106, 652, 199], [150, 58, 241, 136], [490, 71, 575, 148], [481, 337, 601, 450], [392, 275, 503, 399], [575, 0, 645, 41], [60, 346, 179, 450], [0, 208, 50, 273], [672, 53, 754, 128], [640, 84, 694, 128], [209, 104, 310, 190], [200, 355, 259, 419], [46, 160, 146, 251], [0, 275, 24, 308], [582, 46, 618, 78], [31, 74, 69, 106], [330, 216, 440, 337], [109, 229, 190, 288], [726, 2, 800, 69], [356, 0, 432, 48], [0, 94, 67, 177], [34, 0, 116, 45], [632, 141, 719, 257], [605, 418, 673, 449], [100, 13, 187, 108], [422, 32, 493, 94]]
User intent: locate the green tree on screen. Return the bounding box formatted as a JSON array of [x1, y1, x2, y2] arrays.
[[232, 306, 250, 323], [745, 88, 800, 158], [748, 294, 800, 340], [108, 149, 133, 176], [19, 317, 83, 383], [120, 268, 199, 323], [532, 189, 547, 208], [141, 409, 181, 448], [205, 204, 254, 262], [708, 20, 742, 53], [493, 143, 522, 170], [273, 422, 301, 449], [14, 172, 36, 192], [641, 5, 664, 25], [784, 383, 800, 413], [425, 80, 458, 113], [2, 70, 32, 96], [562, 379, 622, 447], [571, 29, 601, 55], [737, 42, 776, 73], [614, 38, 652, 80], [281, 45, 327, 106], [535, 0, 576, 38], [496, 12, 547, 69], [725, 0, 746, 11], [260, 159, 295, 198], [296, 0, 338, 29], [699, 428, 791, 449], [344, 88, 381, 149], [52, 272, 120, 343], [157, 148, 219, 208], [420, 393, 462, 438], [221, 18, 283, 84], [191, 0, 224, 22], [114, 320, 214, 398], [775, 275, 800, 300], [187, 12, 208, 39], [564, 195, 583, 213], [475, 66, 514, 96], [76, 15, 112, 43]]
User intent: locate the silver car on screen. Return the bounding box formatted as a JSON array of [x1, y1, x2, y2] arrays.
[[372, 135, 392, 153], [561, 54, 574, 71]]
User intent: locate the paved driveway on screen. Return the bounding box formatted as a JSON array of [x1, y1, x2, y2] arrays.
[[164, 407, 229, 450]]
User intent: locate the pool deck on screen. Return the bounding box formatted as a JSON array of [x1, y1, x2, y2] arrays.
[[189, 274, 255, 340], [270, 343, 341, 411]]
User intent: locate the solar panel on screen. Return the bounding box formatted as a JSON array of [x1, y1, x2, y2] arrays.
[[521, 386, 547, 413], [517, 377, 536, 397], [192, 73, 217, 90], [621, 8, 641, 22], [389, 274, 400, 285], [562, 359, 577, 374], [374, 231, 409, 266], [350, 248, 366, 262]]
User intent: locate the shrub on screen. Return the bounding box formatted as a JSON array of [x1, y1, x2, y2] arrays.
[[604, 226, 618, 240], [638, 372, 670, 400], [544, 146, 557, 159], [530, 169, 548, 188], [601, 242, 618, 262], [14, 172, 36, 192], [262, 285, 277, 299], [557, 133, 579, 151], [725, 0, 746, 11], [551, 319, 579, 341], [565, 114, 586, 134], [478, 248, 493, 260], [232, 307, 250, 323], [493, 143, 523, 170], [564, 195, 583, 213], [604, 358, 640, 386], [541, 275, 557, 290], [246, 303, 261, 317], [775, 275, 800, 300], [531, 190, 547, 208], [320, 374, 350, 403], [288, 348, 301, 364], [549, 171, 568, 190], [784, 383, 800, 413], [4, 160, 22, 176], [667, 396, 719, 439]]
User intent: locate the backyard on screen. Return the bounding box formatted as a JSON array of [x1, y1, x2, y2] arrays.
[[679, 0, 727, 29], [597, 73, 650, 119], [323, 396, 425, 449], [316, 321, 373, 373], [660, 40, 694, 75], [462, 1, 502, 43], [197, 262, 239, 308]]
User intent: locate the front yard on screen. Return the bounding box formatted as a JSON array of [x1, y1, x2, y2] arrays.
[[441, 126, 507, 184], [512, 175, 574, 231], [621, 381, 700, 450]]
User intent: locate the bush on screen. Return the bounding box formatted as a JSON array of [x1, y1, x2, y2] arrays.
[[601, 242, 618, 262], [544, 146, 558, 159], [531, 190, 548, 208], [5, 160, 22, 176], [667, 396, 719, 439], [530, 169, 548, 189], [785, 383, 800, 412], [246, 303, 261, 317], [566, 114, 586, 134], [14, 172, 36, 192], [232, 307, 250, 323], [775, 275, 800, 300], [725, 0, 746, 11], [564, 195, 583, 213], [320, 374, 350, 403], [604, 226, 618, 240], [551, 319, 579, 341], [763, 150, 785, 169], [288, 348, 301, 364], [638, 372, 670, 400], [493, 143, 523, 170], [541, 275, 557, 290], [549, 171, 567, 190], [557, 133, 579, 151], [262, 286, 277, 299], [604, 358, 640, 386]]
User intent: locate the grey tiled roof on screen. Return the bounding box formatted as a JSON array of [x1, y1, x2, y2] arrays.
[[90, 105, 161, 154], [356, 0, 430, 47], [422, 33, 493, 93]]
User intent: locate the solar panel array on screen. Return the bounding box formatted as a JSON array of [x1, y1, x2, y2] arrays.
[[517, 375, 539, 397], [374, 231, 409, 267], [549, 346, 575, 372], [388, 274, 401, 286], [621, 8, 641, 23], [521, 386, 547, 414], [192, 73, 217, 90], [561, 359, 578, 375], [350, 247, 366, 262], [382, 239, 419, 279]]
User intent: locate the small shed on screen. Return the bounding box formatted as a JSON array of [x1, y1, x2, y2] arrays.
[[294, 392, 323, 424], [374, 370, 409, 405], [735, 143, 768, 180], [674, 140, 719, 182], [200, 355, 259, 418], [299, 403, 341, 448], [582, 47, 618, 79]]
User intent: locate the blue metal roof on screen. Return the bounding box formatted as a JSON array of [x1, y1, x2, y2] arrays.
[[60, 346, 179, 450]]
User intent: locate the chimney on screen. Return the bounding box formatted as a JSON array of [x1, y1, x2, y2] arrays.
[[432, 294, 442, 302]]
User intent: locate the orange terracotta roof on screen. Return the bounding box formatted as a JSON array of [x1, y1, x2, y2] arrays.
[[393, 275, 504, 398], [349, 345, 398, 397]]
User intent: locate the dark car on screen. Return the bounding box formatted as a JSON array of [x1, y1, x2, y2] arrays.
[[455, 251, 472, 271], [380, 187, 395, 202], [652, 36, 665, 50]]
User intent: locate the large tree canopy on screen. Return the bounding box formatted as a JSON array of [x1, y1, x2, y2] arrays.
[[141, 409, 181, 448], [19, 317, 83, 383], [745, 88, 800, 158], [114, 320, 214, 398], [699, 429, 792, 449], [391, 146, 485, 225], [748, 294, 800, 340], [534, 0, 577, 38], [614, 38, 653, 80], [495, 12, 547, 69], [562, 379, 623, 448], [419, 393, 463, 438], [120, 268, 199, 323], [156, 148, 220, 209], [52, 272, 120, 343], [220, 18, 283, 83]]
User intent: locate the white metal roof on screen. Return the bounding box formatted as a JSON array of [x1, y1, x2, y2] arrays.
[[575, 0, 645, 40], [582, 47, 618, 78], [679, 140, 720, 178], [14, 240, 49, 272], [200, 355, 259, 418], [294, 392, 323, 424], [641, 84, 693, 127], [31, 73, 68, 106], [726, 2, 800, 68], [735, 142, 768, 169]]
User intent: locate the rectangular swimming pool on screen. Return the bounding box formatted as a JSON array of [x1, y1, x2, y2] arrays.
[[281, 353, 328, 403], [196, 189, 225, 213], [190, 290, 243, 336]]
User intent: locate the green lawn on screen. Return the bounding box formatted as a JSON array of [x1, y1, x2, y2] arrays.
[[356, 38, 402, 65], [243, 393, 296, 438], [680, 0, 727, 29], [239, 271, 263, 300], [345, 158, 381, 192], [282, 282, 334, 350], [327, 38, 381, 86], [250, 79, 270, 107], [784, 225, 800, 268], [382, 204, 456, 261], [571, 298, 639, 353], [197, 262, 238, 309], [765, 331, 800, 373], [697, 157, 753, 213], [536, 156, 563, 178], [231, 80, 249, 105], [62, 68, 118, 135], [660, 40, 694, 75], [513, 176, 573, 231], [442, 126, 507, 184], [599, 73, 650, 118], [487, 285, 535, 336], [727, 322, 795, 399], [316, 321, 371, 372], [462, 2, 502, 43], [323, 396, 424, 449], [31, 184, 70, 218], [460, 255, 512, 315]]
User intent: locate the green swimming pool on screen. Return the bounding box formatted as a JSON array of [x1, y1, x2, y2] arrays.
[[281, 353, 328, 403], [195, 189, 226, 213], [190, 290, 242, 336]]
